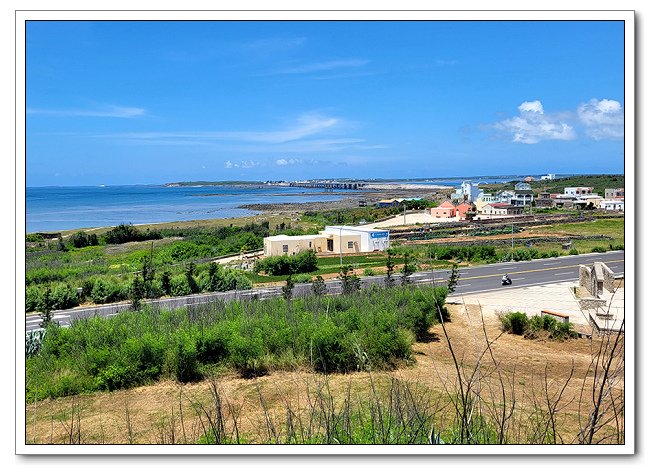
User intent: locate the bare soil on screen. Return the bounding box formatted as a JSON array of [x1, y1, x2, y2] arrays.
[[24, 302, 621, 445]]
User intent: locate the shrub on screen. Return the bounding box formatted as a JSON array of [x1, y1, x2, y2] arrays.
[[292, 273, 313, 284], [254, 250, 318, 276], [311, 319, 355, 373], [569, 248, 579, 255], [25, 286, 42, 312], [104, 223, 162, 245], [591, 246, 608, 253], [50, 282, 79, 310], [500, 312, 529, 335], [91, 278, 125, 304], [69, 231, 98, 248], [363, 268, 375, 276], [170, 274, 192, 296], [169, 332, 201, 383]]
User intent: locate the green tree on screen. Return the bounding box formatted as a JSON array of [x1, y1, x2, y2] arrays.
[[130, 275, 146, 310], [312, 275, 327, 297], [400, 249, 416, 286], [282, 274, 295, 300], [160, 271, 172, 295], [447, 263, 460, 293], [385, 248, 396, 287], [340, 265, 361, 295], [38, 287, 53, 328], [185, 262, 198, 294]]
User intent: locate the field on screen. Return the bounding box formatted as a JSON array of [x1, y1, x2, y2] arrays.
[[25, 297, 624, 445]]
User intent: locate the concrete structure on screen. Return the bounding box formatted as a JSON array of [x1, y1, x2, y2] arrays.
[[263, 226, 390, 257], [324, 226, 390, 253], [515, 182, 532, 190], [511, 190, 534, 207], [376, 199, 401, 208], [430, 200, 456, 218], [604, 188, 624, 200], [541, 173, 556, 180], [535, 192, 555, 208], [479, 203, 525, 216], [600, 200, 625, 211], [451, 181, 482, 202], [564, 186, 594, 196]]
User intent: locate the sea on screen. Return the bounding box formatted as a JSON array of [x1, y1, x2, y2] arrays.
[[24, 175, 551, 233], [24, 184, 356, 233]]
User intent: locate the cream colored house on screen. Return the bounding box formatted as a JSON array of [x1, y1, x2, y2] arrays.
[[263, 226, 390, 257], [263, 232, 362, 257]]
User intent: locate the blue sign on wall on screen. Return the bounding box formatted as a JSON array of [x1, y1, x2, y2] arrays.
[[370, 231, 389, 239]]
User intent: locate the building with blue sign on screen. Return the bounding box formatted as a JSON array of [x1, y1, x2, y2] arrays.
[[263, 225, 390, 257]]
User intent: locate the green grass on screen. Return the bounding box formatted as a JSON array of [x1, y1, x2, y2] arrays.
[[26, 285, 449, 401], [531, 218, 624, 240]]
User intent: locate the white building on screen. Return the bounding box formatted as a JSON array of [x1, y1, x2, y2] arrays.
[[600, 200, 624, 212], [263, 226, 391, 257], [564, 187, 594, 196], [514, 182, 532, 190], [451, 181, 482, 202], [541, 173, 556, 180], [324, 226, 390, 252]]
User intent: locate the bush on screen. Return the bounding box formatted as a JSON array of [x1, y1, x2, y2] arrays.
[[104, 223, 162, 245], [569, 248, 579, 255], [69, 231, 98, 248], [170, 274, 192, 296], [91, 278, 125, 304], [50, 282, 79, 310], [292, 273, 313, 284], [591, 246, 608, 253], [25, 286, 42, 312], [254, 250, 318, 276], [500, 312, 529, 335], [169, 333, 201, 383], [363, 268, 375, 276]]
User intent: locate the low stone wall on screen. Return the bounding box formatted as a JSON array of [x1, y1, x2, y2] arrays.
[[578, 297, 607, 310]]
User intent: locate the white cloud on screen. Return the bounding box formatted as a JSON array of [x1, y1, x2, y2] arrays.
[[224, 160, 259, 169], [105, 113, 340, 145], [518, 100, 544, 114], [577, 98, 624, 140], [275, 158, 302, 166], [274, 59, 370, 75], [27, 105, 145, 118], [493, 100, 575, 144]]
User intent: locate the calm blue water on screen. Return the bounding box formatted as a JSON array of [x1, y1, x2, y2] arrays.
[[25, 185, 352, 233]]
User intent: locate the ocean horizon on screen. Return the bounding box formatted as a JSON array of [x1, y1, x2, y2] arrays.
[[24, 175, 569, 233]]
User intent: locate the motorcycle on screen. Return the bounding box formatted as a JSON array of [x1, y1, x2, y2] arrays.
[[501, 276, 512, 286]]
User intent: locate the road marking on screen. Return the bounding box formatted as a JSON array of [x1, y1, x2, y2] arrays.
[[554, 271, 574, 276], [511, 278, 525, 281], [457, 259, 624, 282], [498, 267, 517, 270]]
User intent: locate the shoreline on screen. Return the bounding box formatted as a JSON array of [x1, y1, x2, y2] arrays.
[[28, 185, 453, 236]]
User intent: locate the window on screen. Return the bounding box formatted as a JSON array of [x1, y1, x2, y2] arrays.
[[309, 241, 312, 248], [348, 241, 354, 249], [282, 244, 288, 253]]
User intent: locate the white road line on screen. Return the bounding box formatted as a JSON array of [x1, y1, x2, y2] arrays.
[[498, 267, 517, 270], [455, 284, 472, 288], [511, 278, 525, 281], [554, 271, 574, 276]]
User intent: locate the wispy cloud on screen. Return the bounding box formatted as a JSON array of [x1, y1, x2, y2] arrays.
[[577, 98, 624, 140], [241, 37, 307, 52], [492, 100, 576, 144], [272, 59, 370, 75], [224, 160, 260, 169], [27, 105, 145, 118], [275, 158, 302, 166], [97, 113, 343, 145]]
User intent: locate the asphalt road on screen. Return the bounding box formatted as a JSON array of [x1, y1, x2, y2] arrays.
[[24, 250, 624, 333]]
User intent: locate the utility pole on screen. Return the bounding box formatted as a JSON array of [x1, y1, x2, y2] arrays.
[[339, 226, 343, 267], [511, 223, 514, 261], [403, 202, 407, 226]]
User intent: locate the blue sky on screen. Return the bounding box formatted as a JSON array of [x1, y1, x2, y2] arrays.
[[26, 20, 625, 186]]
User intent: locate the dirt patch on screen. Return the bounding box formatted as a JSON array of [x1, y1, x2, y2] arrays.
[[24, 299, 622, 445]]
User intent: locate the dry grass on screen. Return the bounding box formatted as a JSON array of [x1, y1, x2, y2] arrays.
[[25, 302, 623, 445]]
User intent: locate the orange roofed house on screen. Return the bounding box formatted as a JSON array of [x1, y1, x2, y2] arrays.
[[430, 200, 474, 220]]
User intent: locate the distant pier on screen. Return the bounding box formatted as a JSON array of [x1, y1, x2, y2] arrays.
[[288, 181, 365, 190]]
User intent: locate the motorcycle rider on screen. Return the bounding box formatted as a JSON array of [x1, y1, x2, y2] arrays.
[[502, 273, 510, 283]]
